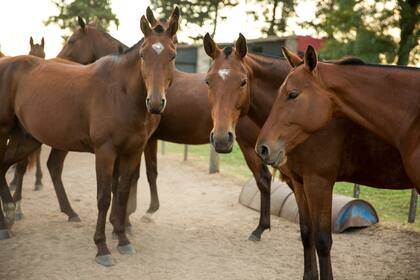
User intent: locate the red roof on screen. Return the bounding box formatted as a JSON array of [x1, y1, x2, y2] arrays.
[[296, 36, 323, 52]]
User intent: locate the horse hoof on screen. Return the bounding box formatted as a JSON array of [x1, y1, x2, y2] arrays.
[[95, 254, 115, 267], [34, 184, 43, 191], [140, 213, 154, 223], [68, 215, 81, 222], [3, 203, 16, 228], [0, 229, 11, 240], [248, 233, 261, 242], [15, 212, 24, 221], [117, 244, 136, 255]]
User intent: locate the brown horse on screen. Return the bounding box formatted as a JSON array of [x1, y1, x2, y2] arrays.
[[203, 36, 414, 279], [9, 11, 274, 242], [10, 11, 173, 224], [0, 10, 179, 266], [254, 47, 418, 279], [9, 37, 46, 195]]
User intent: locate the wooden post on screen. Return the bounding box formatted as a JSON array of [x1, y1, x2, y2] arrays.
[[160, 141, 165, 155], [353, 184, 360, 199], [183, 145, 188, 161], [209, 146, 219, 174], [408, 188, 418, 223]]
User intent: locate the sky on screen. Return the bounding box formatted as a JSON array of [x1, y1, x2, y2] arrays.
[[0, 0, 316, 58]]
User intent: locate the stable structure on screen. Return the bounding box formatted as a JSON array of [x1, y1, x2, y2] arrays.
[[239, 179, 379, 233]]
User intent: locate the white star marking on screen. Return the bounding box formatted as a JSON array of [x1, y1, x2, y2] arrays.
[[152, 42, 164, 55], [218, 69, 230, 80]]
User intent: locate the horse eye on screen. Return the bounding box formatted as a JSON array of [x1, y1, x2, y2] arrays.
[[170, 55, 176, 61], [204, 78, 209, 86], [287, 90, 300, 100], [240, 79, 247, 87]]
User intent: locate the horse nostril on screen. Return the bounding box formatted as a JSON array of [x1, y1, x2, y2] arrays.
[[160, 98, 166, 107], [210, 132, 215, 144], [146, 97, 150, 107], [258, 144, 270, 160], [227, 131, 234, 143]]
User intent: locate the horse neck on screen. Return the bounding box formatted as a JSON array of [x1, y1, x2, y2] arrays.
[[92, 32, 128, 59], [96, 46, 147, 111], [245, 54, 290, 127], [319, 63, 420, 146]]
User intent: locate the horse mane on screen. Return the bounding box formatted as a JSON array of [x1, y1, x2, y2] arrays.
[[331, 57, 365, 65], [96, 29, 129, 52], [329, 56, 419, 71]]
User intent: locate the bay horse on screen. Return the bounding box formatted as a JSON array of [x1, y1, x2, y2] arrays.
[[9, 36, 46, 195], [204, 36, 415, 279], [255, 47, 419, 279], [9, 10, 173, 225], [9, 10, 274, 242], [0, 11, 179, 266]]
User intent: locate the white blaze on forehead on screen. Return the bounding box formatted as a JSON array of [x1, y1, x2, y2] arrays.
[[152, 42, 164, 55], [218, 69, 230, 80]]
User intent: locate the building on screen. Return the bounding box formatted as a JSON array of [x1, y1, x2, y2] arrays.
[[175, 35, 323, 73]]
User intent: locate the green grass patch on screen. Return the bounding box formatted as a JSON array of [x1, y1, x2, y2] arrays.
[[161, 141, 419, 227]]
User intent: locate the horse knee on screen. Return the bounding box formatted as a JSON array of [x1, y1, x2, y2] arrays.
[[315, 232, 332, 257]]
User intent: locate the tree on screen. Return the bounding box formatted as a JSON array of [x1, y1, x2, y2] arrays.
[[250, 0, 296, 36], [307, 0, 419, 65], [149, 0, 239, 41], [45, 0, 119, 39]]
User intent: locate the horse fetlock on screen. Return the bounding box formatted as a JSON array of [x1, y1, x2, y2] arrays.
[[3, 202, 16, 227]]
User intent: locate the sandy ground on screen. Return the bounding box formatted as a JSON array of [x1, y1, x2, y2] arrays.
[[1, 148, 420, 280]]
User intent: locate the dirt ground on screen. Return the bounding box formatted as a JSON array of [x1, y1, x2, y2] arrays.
[[1, 148, 420, 280]]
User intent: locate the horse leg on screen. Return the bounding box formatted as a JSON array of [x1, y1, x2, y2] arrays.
[[47, 149, 80, 221], [291, 177, 318, 280], [34, 147, 43, 191], [0, 200, 11, 239], [12, 159, 28, 220], [125, 161, 139, 230], [9, 165, 17, 191], [93, 146, 117, 266], [113, 154, 140, 256], [237, 138, 271, 241], [144, 139, 159, 214], [304, 175, 334, 280]]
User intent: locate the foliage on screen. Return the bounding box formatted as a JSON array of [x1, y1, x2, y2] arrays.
[[149, 0, 239, 41], [45, 0, 119, 39], [251, 0, 296, 36], [307, 0, 419, 65]]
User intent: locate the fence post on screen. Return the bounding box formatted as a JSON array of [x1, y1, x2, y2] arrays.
[[353, 184, 360, 198], [209, 146, 219, 174], [183, 145, 188, 161], [408, 188, 418, 223], [160, 141, 165, 155]]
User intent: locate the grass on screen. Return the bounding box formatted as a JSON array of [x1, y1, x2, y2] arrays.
[[160, 141, 420, 227]]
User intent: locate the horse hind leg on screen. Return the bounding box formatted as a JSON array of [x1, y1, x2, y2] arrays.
[[34, 147, 43, 191], [12, 159, 28, 220]]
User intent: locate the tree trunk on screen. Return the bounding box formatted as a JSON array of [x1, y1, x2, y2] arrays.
[[267, 0, 280, 35], [212, 2, 219, 37], [396, 0, 419, 65]]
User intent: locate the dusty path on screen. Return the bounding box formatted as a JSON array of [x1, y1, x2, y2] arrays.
[[1, 148, 420, 280]]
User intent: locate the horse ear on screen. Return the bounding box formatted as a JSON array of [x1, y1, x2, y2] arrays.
[[282, 47, 302, 68], [146, 7, 157, 26], [41, 37, 45, 48], [78, 16, 86, 32], [203, 33, 220, 59], [304, 45, 317, 71], [140, 15, 152, 37], [29, 36, 34, 47], [235, 33, 247, 58], [166, 6, 180, 37]]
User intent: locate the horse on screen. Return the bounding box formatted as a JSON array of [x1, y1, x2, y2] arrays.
[[203, 35, 415, 279], [0, 9, 179, 266], [9, 10, 274, 242], [255, 47, 419, 279], [9, 10, 173, 226], [9, 37, 46, 195]]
